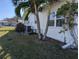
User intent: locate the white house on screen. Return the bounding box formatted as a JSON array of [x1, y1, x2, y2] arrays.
[[16, 0, 78, 49]]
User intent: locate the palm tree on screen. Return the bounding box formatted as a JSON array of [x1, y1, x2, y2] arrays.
[[42, 3, 51, 40], [43, 0, 60, 40], [12, 0, 60, 40], [13, 0, 49, 39]]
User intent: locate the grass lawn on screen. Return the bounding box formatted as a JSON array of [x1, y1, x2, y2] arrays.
[[0, 27, 78, 59], [0, 26, 15, 37]]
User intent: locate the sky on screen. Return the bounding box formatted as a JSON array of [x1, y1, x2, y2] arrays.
[[0, 0, 15, 20]]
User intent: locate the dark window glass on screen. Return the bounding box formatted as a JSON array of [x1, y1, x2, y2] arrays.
[[56, 19, 64, 27]]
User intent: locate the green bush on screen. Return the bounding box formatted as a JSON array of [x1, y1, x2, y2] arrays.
[[15, 23, 26, 33]]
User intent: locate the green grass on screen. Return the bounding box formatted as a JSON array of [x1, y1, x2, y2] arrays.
[[0, 27, 78, 59], [0, 26, 15, 37]]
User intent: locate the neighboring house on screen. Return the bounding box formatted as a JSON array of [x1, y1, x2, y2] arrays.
[[0, 20, 9, 26], [5, 18, 17, 26], [0, 18, 17, 26], [16, 0, 78, 49]]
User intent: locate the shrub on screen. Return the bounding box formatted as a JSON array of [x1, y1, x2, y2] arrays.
[[15, 23, 26, 33]]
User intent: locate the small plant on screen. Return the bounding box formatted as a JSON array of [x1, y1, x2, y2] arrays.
[[15, 23, 26, 33]]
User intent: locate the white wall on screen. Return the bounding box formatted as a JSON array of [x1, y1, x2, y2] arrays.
[[39, 11, 48, 34], [27, 13, 37, 29], [42, 0, 75, 44], [26, 0, 76, 44]]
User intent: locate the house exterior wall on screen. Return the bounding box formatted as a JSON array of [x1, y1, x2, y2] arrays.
[[38, 0, 73, 43], [24, 0, 77, 46]]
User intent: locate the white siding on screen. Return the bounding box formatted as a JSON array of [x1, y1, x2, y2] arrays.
[[24, 0, 77, 45]]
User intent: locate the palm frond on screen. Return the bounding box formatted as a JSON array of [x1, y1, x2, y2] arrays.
[[15, 2, 29, 17], [22, 8, 31, 20], [12, 0, 19, 6]]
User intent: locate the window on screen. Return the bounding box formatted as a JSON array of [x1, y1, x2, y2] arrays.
[[56, 19, 64, 27], [48, 11, 56, 26]]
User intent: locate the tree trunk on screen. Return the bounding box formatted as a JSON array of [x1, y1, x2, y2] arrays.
[[34, 0, 41, 39], [69, 15, 78, 48], [65, 14, 78, 48], [63, 16, 68, 43], [42, 15, 49, 40], [43, 5, 51, 40], [70, 29, 78, 48], [71, 0, 78, 48]]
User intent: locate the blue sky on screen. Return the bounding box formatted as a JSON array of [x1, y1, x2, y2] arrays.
[[0, 0, 15, 20]]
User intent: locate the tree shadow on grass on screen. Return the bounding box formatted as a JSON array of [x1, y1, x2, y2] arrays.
[[0, 30, 14, 59], [0, 29, 78, 59]]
